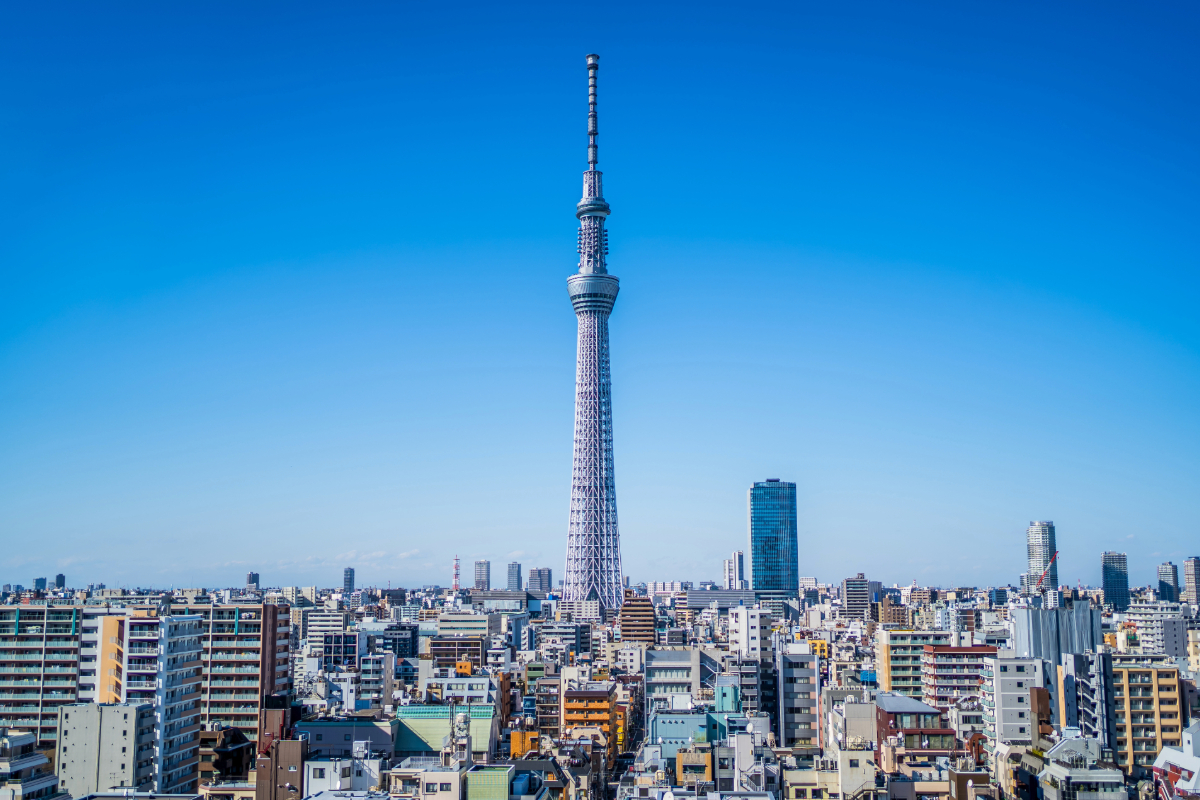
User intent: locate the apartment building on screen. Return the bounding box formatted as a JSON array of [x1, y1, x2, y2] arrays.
[[534, 677, 561, 740], [981, 654, 1045, 765], [358, 653, 395, 710], [1111, 654, 1184, 775], [56, 702, 156, 795], [0, 604, 140, 749], [729, 606, 768, 661], [166, 602, 290, 744], [1123, 602, 1188, 658], [428, 636, 487, 671], [775, 644, 820, 749], [875, 629, 952, 698], [0, 727, 61, 800], [102, 612, 204, 793], [1059, 651, 1116, 749], [615, 592, 655, 645], [563, 681, 617, 766], [921, 645, 996, 710]]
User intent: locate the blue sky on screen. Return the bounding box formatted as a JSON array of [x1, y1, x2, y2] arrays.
[[1, 2, 1197, 591]]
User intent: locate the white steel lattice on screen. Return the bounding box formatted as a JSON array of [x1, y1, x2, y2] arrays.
[[563, 54, 624, 613]]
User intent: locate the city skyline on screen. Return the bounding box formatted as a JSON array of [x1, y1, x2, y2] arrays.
[[2, 4, 1198, 588]]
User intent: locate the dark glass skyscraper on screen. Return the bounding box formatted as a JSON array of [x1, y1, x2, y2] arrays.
[[343, 567, 355, 595], [1101, 551, 1130, 612], [747, 479, 798, 598]]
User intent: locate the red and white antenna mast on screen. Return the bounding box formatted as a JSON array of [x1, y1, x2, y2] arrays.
[[452, 555, 460, 592]]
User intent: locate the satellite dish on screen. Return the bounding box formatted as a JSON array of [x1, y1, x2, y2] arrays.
[[657, 737, 664, 745], [746, 723, 754, 733]]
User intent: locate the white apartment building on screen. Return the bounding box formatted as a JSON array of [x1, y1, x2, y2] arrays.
[[729, 606, 768, 661], [982, 653, 1045, 770], [1122, 601, 1187, 657], [115, 614, 204, 794]]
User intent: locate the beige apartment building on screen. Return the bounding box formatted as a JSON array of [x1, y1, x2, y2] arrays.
[[1111, 654, 1183, 775]]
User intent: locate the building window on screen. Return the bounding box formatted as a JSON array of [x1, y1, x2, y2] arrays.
[[316, 734, 323, 741], [289, 766, 297, 772], [1018, 727, 1025, 734], [313, 769, 326, 779], [344, 734, 351, 741], [439, 784, 452, 792], [849, 760, 859, 767], [425, 784, 438, 793]]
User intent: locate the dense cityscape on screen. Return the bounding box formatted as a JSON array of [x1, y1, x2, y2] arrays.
[[2, 518, 1199, 800], [2, 36, 1198, 800]]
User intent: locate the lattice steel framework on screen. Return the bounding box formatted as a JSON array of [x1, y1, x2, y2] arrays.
[[564, 54, 624, 613]]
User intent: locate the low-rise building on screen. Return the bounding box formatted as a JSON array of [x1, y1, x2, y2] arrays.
[[1152, 721, 1200, 800]]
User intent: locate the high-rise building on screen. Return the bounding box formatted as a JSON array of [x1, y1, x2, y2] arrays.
[[0, 604, 140, 748], [1181, 557, 1200, 604], [723, 551, 746, 590], [33, 577, 47, 591], [343, 567, 355, 594], [1157, 562, 1179, 602], [840, 573, 871, 620], [507, 562, 523, 592], [1026, 521, 1058, 605], [165, 601, 291, 744], [246, 571, 260, 590], [747, 479, 798, 600], [54, 574, 66, 589], [92, 613, 204, 793], [527, 568, 553, 593], [474, 560, 491, 591], [1102, 552, 1131, 612], [563, 54, 624, 615]]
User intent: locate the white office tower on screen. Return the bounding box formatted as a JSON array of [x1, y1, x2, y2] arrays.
[[724, 551, 747, 590]]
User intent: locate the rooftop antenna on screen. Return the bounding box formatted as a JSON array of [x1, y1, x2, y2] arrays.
[[453, 556, 460, 592]]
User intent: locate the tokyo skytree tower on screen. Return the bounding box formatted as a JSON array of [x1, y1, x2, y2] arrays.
[[563, 54, 624, 612]]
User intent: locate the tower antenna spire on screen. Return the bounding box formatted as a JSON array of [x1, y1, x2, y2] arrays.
[[587, 53, 599, 168]]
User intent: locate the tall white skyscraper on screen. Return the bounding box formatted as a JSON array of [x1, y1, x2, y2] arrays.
[[723, 550, 746, 590], [1026, 521, 1059, 607]]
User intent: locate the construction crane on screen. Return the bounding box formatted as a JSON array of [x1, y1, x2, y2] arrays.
[[1034, 550, 1060, 591]]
